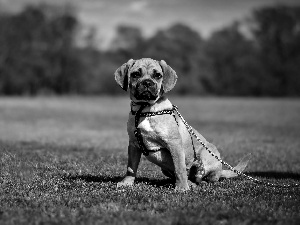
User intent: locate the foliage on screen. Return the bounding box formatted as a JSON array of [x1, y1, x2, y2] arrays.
[[251, 5, 300, 96], [0, 4, 300, 96], [143, 24, 209, 95], [203, 22, 266, 96], [0, 4, 84, 95]]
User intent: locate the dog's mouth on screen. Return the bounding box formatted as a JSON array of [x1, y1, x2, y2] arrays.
[[134, 86, 157, 101], [135, 90, 158, 101], [133, 82, 160, 101]]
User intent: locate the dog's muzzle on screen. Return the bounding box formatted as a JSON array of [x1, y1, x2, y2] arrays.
[[134, 79, 158, 101]]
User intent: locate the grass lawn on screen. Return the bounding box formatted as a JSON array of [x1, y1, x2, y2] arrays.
[[0, 96, 300, 224]]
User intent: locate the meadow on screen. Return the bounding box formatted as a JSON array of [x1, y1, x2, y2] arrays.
[[0, 97, 299, 224]]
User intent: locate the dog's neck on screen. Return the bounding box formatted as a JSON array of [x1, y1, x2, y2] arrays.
[[131, 96, 173, 113]]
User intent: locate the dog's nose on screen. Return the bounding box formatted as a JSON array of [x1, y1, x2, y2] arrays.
[[141, 79, 154, 88]]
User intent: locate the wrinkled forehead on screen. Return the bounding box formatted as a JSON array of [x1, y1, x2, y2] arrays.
[[129, 59, 163, 73]]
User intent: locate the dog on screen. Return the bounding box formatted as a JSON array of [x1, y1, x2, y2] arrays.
[[114, 58, 250, 191]]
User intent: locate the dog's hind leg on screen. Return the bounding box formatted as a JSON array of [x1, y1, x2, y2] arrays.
[[161, 169, 176, 180], [203, 170, 221, 183], [187, 158, 207, 184]]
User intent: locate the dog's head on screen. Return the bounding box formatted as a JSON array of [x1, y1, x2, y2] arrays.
[[114, 58, 177, 104]]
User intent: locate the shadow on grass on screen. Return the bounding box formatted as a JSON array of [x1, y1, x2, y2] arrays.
[[63, 171, 300, 185], [245, 171, 300, 180], [135, 177, 175, 188], [62, 171, 300, 190], [63, 174, 123, 183], [63, 174, 174, 188]]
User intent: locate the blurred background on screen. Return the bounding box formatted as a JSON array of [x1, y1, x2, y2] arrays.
[[0, 0, 300, 97]]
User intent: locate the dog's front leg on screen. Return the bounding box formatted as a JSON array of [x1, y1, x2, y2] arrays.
[[167, 140, 190, 191], [117, 142, 142, 187]]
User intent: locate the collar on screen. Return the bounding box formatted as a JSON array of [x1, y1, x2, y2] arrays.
[[131, 101, 176, 117]]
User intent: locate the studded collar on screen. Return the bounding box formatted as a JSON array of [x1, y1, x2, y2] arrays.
[[130, 102, 176, 117]]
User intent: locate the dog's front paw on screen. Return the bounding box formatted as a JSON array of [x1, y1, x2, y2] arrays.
[[188, 180, 197, 189], [117, 176, 135, 188], [175, 182, 190, 192]]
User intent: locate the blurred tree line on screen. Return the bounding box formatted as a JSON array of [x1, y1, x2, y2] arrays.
[[0, 4, 299, 96]]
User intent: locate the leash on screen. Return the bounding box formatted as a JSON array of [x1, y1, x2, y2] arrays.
[[172, 105, 300, 188], [132, 102, 299, 188], [133, 103, 206, 179], [133, 103, 184, 156]]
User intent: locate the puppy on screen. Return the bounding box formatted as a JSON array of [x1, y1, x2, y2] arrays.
[[115, 58, 250, 191]]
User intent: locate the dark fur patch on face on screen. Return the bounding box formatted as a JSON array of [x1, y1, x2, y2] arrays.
[[135, 91, 157, 101], [134, 82, 158, 101]]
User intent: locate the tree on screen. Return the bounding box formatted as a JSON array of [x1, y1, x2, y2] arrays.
[[204, 22, 266, 96], [250, 5, 300, 96], [143, 23, 208, 94], [109, 25, 145, 63], [0, 4, 84, 95], [111, 25, 144, 51]]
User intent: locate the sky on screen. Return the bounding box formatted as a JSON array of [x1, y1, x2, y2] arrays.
[[1, 0, 300, 48]]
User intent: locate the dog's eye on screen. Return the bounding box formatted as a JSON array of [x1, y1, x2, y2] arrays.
[[131, 71, 141, 78], [153, 72, 162, 79]]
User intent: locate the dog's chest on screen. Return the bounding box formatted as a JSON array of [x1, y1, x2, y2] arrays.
[[127, 115, 162, 150]]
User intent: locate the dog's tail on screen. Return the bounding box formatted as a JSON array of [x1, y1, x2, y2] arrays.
[[219, 153, 252, 179]]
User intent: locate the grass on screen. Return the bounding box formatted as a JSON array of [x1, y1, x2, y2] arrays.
[[0, 96, 300, 224]]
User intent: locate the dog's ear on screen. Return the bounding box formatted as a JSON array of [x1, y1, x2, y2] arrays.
[[114, 59, 135, 91], [159, 60, 177, 93]]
